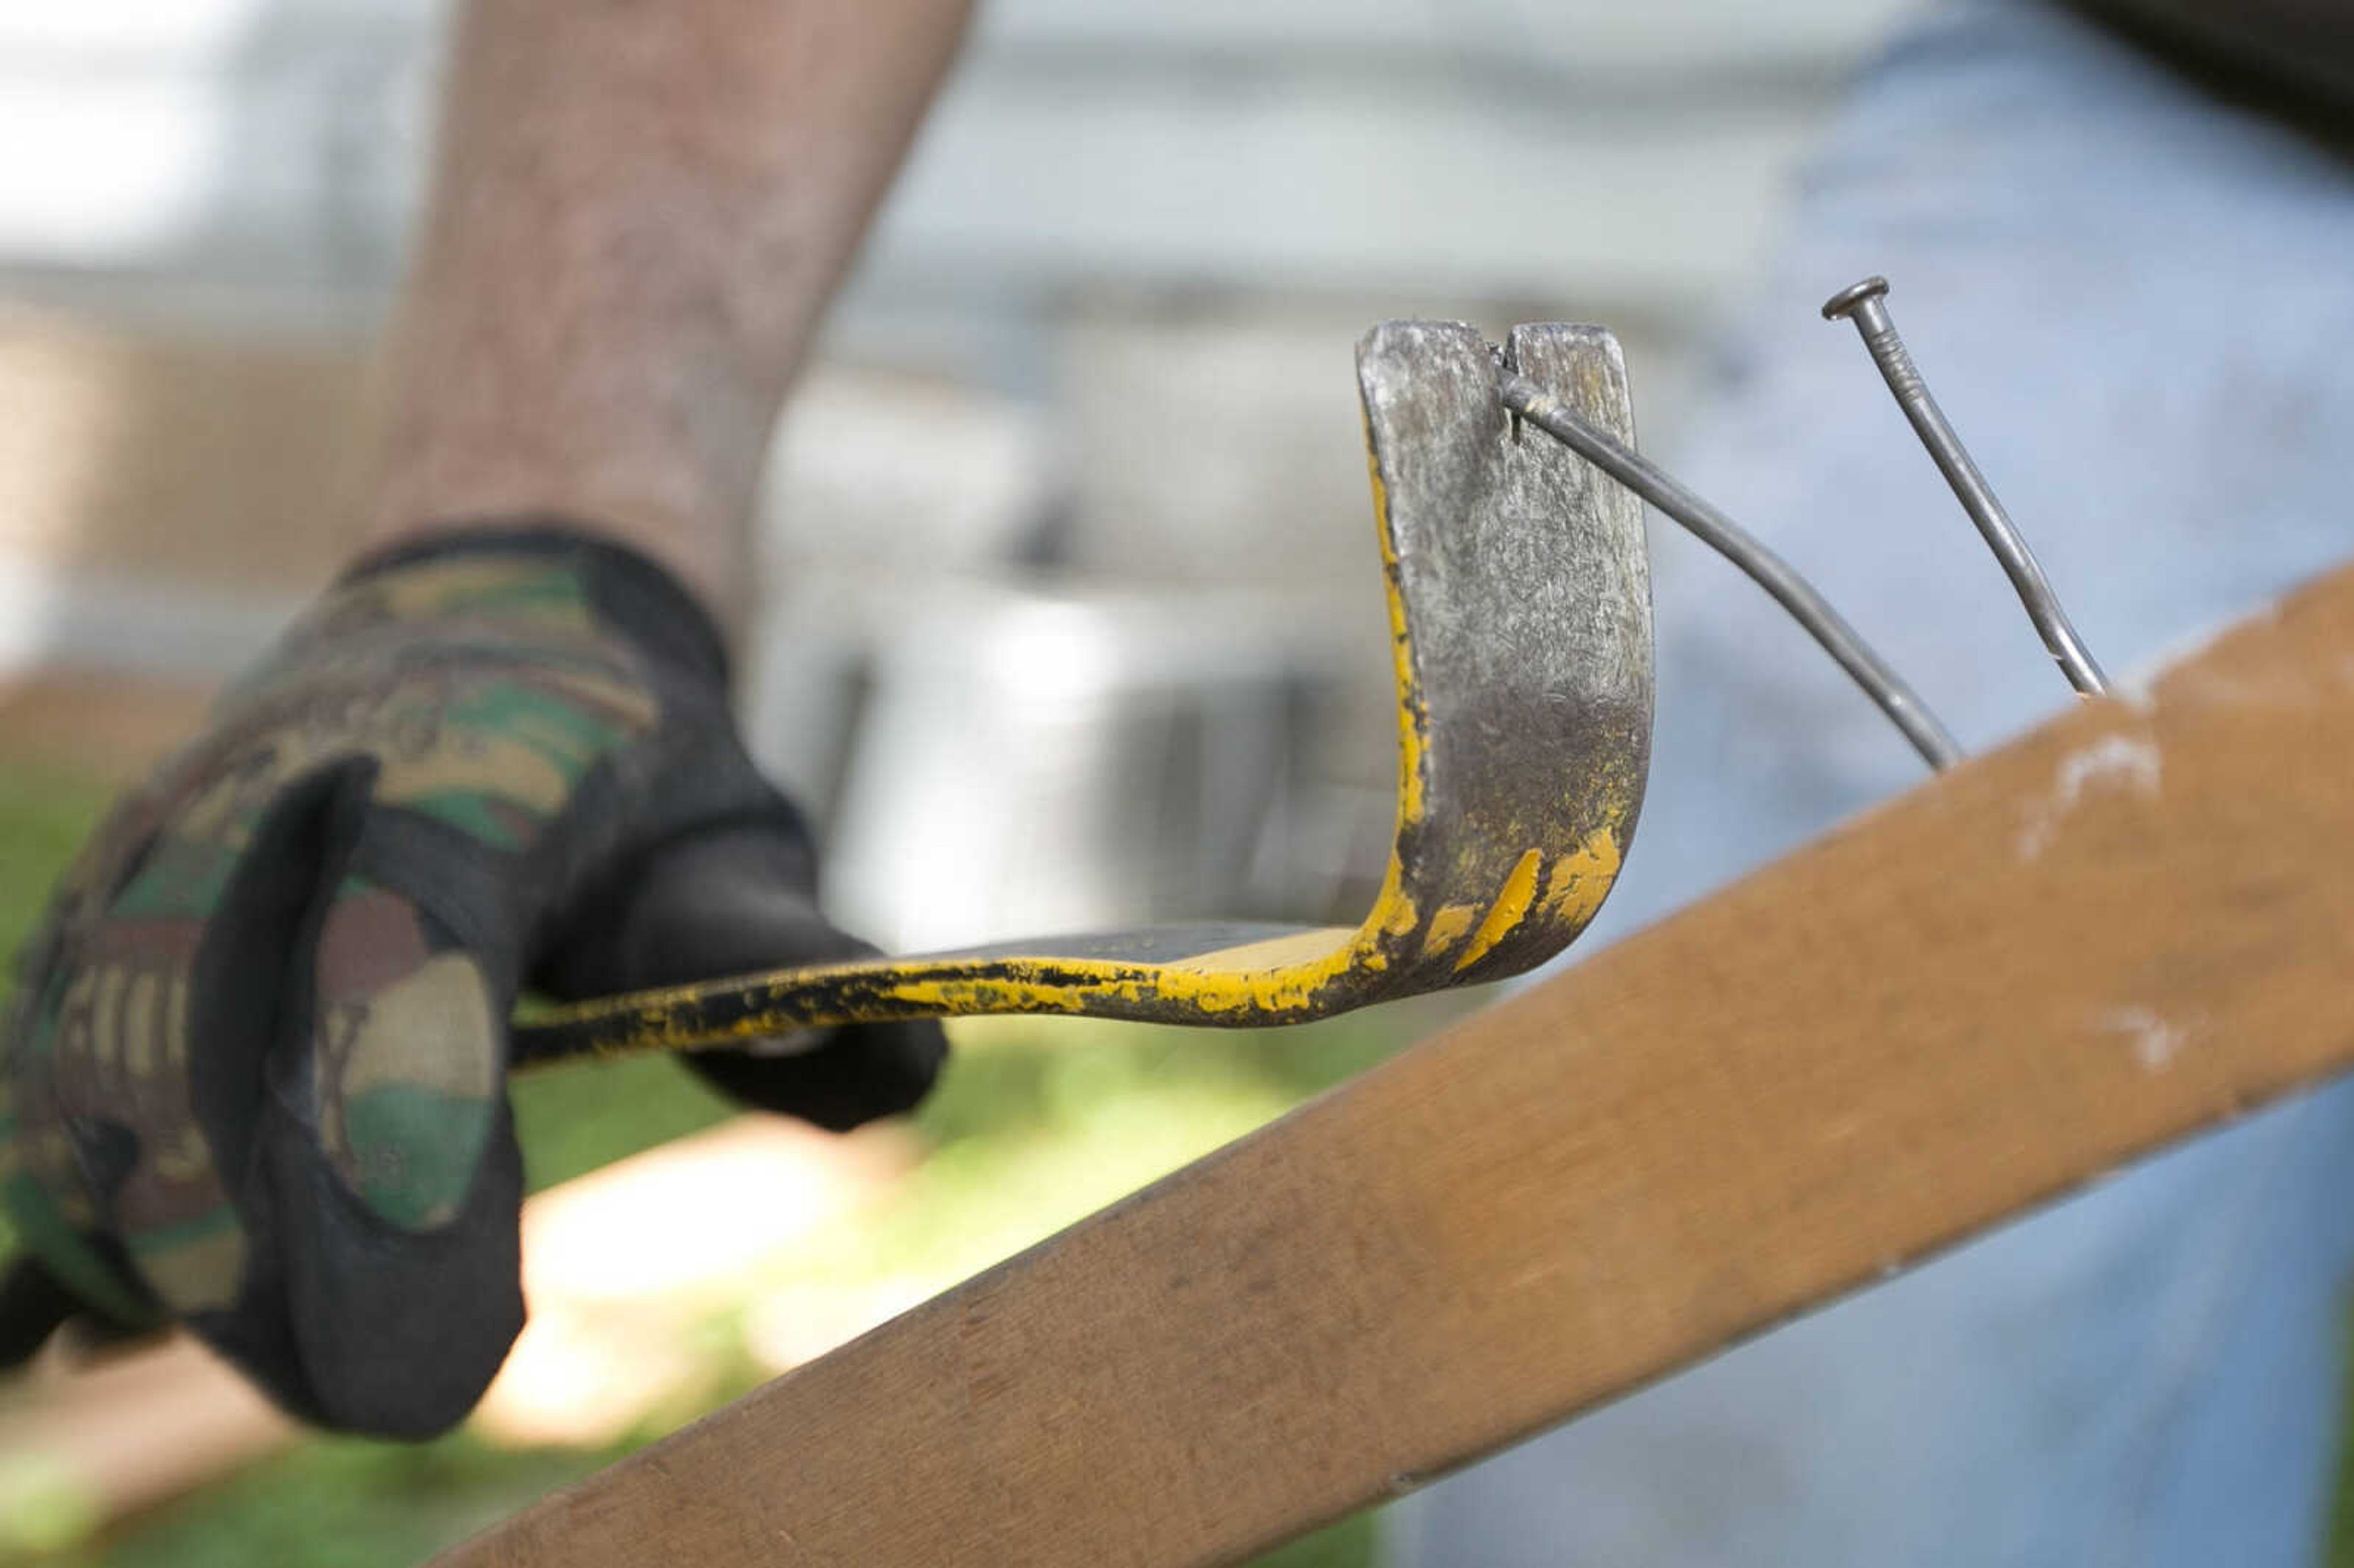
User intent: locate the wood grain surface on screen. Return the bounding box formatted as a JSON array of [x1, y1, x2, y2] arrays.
[[438, 562, 2354, 1568]]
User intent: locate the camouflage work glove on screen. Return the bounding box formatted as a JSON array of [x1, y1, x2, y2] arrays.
[[0, 525, 945, 1436]]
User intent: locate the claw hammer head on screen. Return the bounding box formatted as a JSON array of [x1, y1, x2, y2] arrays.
[[1346, 320, 1653, 988]]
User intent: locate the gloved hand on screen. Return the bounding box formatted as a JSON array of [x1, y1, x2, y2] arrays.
[[0, 524, 943, 1436]]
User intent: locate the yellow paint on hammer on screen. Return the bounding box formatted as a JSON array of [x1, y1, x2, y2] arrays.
[[1457, 850, 1544, 971], [1540, 829, 1625, 929], [1167, 927, 1356, 977], [1420, 904, 1480, 962]]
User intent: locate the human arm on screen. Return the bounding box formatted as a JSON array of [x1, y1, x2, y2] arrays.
[[369, 0, 974, 626]]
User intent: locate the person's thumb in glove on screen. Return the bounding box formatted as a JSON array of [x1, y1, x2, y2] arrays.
[[536, 821, 948, 1132]]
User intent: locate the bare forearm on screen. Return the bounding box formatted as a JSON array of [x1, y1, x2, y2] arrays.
[[365, 0, 972, 622]]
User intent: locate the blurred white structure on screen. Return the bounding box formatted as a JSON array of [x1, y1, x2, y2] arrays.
[[0, 0, 1922, 928], [0, 0, 1919, 325]]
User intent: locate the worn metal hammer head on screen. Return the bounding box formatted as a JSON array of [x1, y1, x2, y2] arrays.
[[515, 321, 1653, 1064]]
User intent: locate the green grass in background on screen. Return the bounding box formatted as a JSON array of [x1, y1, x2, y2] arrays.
[[2335, 1308, 2354, 1568], [0, 767, 105, 1004]]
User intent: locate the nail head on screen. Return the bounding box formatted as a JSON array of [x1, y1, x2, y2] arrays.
[[1821, 276, 1891, 321]]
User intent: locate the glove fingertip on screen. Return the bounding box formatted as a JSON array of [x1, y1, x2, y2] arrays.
[[684, 1018, 948, 1133], [0, 1256, 77, 1369]]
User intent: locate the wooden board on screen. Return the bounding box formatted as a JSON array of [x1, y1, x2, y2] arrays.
[[436, 561, 2354, 1568]]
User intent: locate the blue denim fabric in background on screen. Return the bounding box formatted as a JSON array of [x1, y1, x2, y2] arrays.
[[1393, 2, 2354, 1563]]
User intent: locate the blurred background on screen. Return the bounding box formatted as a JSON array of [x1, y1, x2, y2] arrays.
[[0, 0, 1922, 947], [17, 1, 2339, 1566]]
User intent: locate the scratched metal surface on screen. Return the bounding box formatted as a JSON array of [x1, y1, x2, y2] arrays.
[[512, 322, 1653, 1064]]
